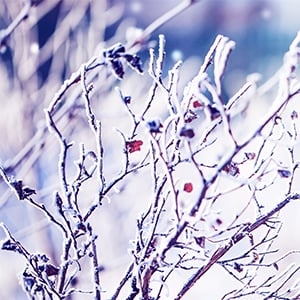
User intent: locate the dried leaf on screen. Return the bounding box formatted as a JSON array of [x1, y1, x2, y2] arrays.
[[22, 186, 36, 198], [147, 119, 162, 133], [223, 161, 240, 176], [184, 111, 198, 123], [126, 140, 143, 153], [245, 152, 256, 160], [123, 54, 143, 74], [39, 264, 60, 276], [252, 251, 259, 263], [234, 262, 243, 273], [277, 169, 291, 178], [10, 179, 36, 200], [111, 59, 124, 79], [1, 239, 22, 253], [103, 44, 143, 78], [193, 100, 203, 108], [22, 270, 36, 293], [208, 104, 221, 120], [179, 127, 195, 138], [103, 43, 125, 59], [194, 236, 205, 248]]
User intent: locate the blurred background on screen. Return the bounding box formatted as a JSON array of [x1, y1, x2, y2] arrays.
[[0, 0, 299, 299], [117, 0, 299, 94]]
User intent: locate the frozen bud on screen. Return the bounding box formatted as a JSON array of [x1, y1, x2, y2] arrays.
[[147, 118, 162, 133], [116, 87, 131, 104], [76, 222, 87, 232], [291, 110, 298, 119], [234, 262, 243, 273], [123, 96, 131, 104]]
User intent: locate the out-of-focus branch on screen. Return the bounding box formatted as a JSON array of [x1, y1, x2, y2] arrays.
[[0, 0, 40, 49], [130, 0, 202, 48]]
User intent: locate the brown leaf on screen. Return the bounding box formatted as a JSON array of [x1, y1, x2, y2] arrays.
[[194, 236, 205, 248], [179, 127, 195, 138], [223, 161, 240, 176], [193, 100, 203, 108], [126, 140, 143, 153], [277, 169, 291, 178], [245, 152, 256, 160]]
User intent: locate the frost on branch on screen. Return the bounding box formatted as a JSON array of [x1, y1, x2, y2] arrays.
[[2, 10, 300, 299], [117, 33, 300, 300]]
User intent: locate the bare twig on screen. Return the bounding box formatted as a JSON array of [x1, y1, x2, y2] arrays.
[[175, 193, 300, 299]]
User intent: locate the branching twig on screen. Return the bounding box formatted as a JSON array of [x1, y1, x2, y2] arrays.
[[174, 193, 300, 299]]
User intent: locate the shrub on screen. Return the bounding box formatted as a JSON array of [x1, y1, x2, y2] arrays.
[[1, 1, 300, 299]]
